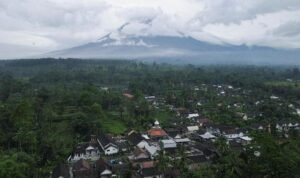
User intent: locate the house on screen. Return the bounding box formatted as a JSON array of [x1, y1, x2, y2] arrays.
[[174, 138, 191, 145], [275, 121, 299, 132], [145, 96, 156, 102], [165, 128, 182, 139], [123, 93, 134, 99], [175, 107, 189, 117], [204, 124, 221, 135], [270, 95, 279, 100], [223, 130, 244, 140], [160, 139, 177, 149], [194, 143, 217, 160], [187, 155, 209, 170], [242, 114, 249, 121], [142, 134, 150, 140], [197, 128, 207, 135], [68, 135, 100, 162], [288, 122, 300, 129], [143, 143, 160, 158], [296, 109, 300, 116], [72, 159, 93, 178], [85, 144, 101, 160], [187, 126, 199, 132], [239, 136, 252, 145], [97, 133, 119, 155], [218, 126, 244, 139], [100, 87, 109, 91], [147, 121, 168, 139], [128, 130, 159, 157], [199, 132, 216, 141], [52, 163, 70, 178], [147, 128, 168, 139], [115, 139, 130, 152], [127, 132, 148, 148], [187, 113, 199, 119], [250, 123, 265, 131], [276, 123, 285, 132], [95, 158, 113, 178], [67, 142, 90, 162], [129, 147, 151, 162], [236, 112, 249, 121], [198, 118, 213, 127]]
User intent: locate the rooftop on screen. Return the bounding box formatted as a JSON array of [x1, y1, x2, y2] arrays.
[[148, 128, 167, 137]]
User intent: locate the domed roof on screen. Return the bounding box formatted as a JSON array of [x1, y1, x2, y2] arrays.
[[154, 120, 159, 125]]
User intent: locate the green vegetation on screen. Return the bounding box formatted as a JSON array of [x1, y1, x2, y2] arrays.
[[266, 81, 300, 90], [0, 59, 299, 177], [101, 117, 127, 134], [153, 110, 174, 127]]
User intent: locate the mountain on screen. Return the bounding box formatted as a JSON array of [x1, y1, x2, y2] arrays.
[[44, 22, 300, 65]]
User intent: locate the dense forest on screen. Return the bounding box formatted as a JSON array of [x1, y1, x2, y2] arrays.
[[0, 59, 300, 177]]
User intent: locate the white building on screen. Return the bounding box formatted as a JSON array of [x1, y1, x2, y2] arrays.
[[187, 126, 199, 132], [67, 142, 100, 162], [239, 136, 252, 145], [174, 138, 191, 144], [187, 113, 199, 119], [97, 133, 119, 155], [160, 139, 177, 149], [224, 132, 244, 140], [199, 132, 216, 140]]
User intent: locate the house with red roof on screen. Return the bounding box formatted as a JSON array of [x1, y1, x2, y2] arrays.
[[147, 120, 167, 139]]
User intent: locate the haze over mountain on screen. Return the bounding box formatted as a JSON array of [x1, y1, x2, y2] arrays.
[[44, 21, 300, 65], [1, 0, 300, 64]]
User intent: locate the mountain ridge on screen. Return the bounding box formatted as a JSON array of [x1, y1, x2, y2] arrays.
[[43, 21, 300, 65]]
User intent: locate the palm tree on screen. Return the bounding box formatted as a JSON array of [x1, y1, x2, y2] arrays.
[[215, 137, 229, 157], [157, 150, 170, 177], [175, 146, 189, 175]]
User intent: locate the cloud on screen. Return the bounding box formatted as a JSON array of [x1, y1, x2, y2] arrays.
[[202, 10, 300, 48], [0, 0, 300, 58]]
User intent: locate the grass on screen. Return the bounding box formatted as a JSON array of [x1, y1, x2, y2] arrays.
[[102, 118, 127, 135], [153, 110, 174, 127], [265, 81, 300, 90]]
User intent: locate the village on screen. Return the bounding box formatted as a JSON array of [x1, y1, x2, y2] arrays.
[[52, 83, 300, 178]]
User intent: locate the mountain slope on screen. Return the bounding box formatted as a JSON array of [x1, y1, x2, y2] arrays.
[[44, 22, 300, 65]]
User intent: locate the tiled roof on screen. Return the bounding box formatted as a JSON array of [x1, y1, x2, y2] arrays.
[[95, 158, 111, 174], [73, 159, 90, 171], [147, 128, 167, 137], [133, 147, 149, 157], [127, 132, 144, 145], [97, 133, 116, 149]]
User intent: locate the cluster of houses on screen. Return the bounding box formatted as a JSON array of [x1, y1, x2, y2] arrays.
[[52, 112, 300, 178], [52, 86, 300, 178]]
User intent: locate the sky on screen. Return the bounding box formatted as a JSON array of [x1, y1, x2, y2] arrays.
[[1, 0, 300, 58]]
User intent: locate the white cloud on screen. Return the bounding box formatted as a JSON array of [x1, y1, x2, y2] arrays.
[[202, 10, 300, 48], [0, 0, 299, 58]]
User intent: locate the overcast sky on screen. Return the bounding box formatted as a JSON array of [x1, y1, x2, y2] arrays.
[[1, 0, 300, 58]]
